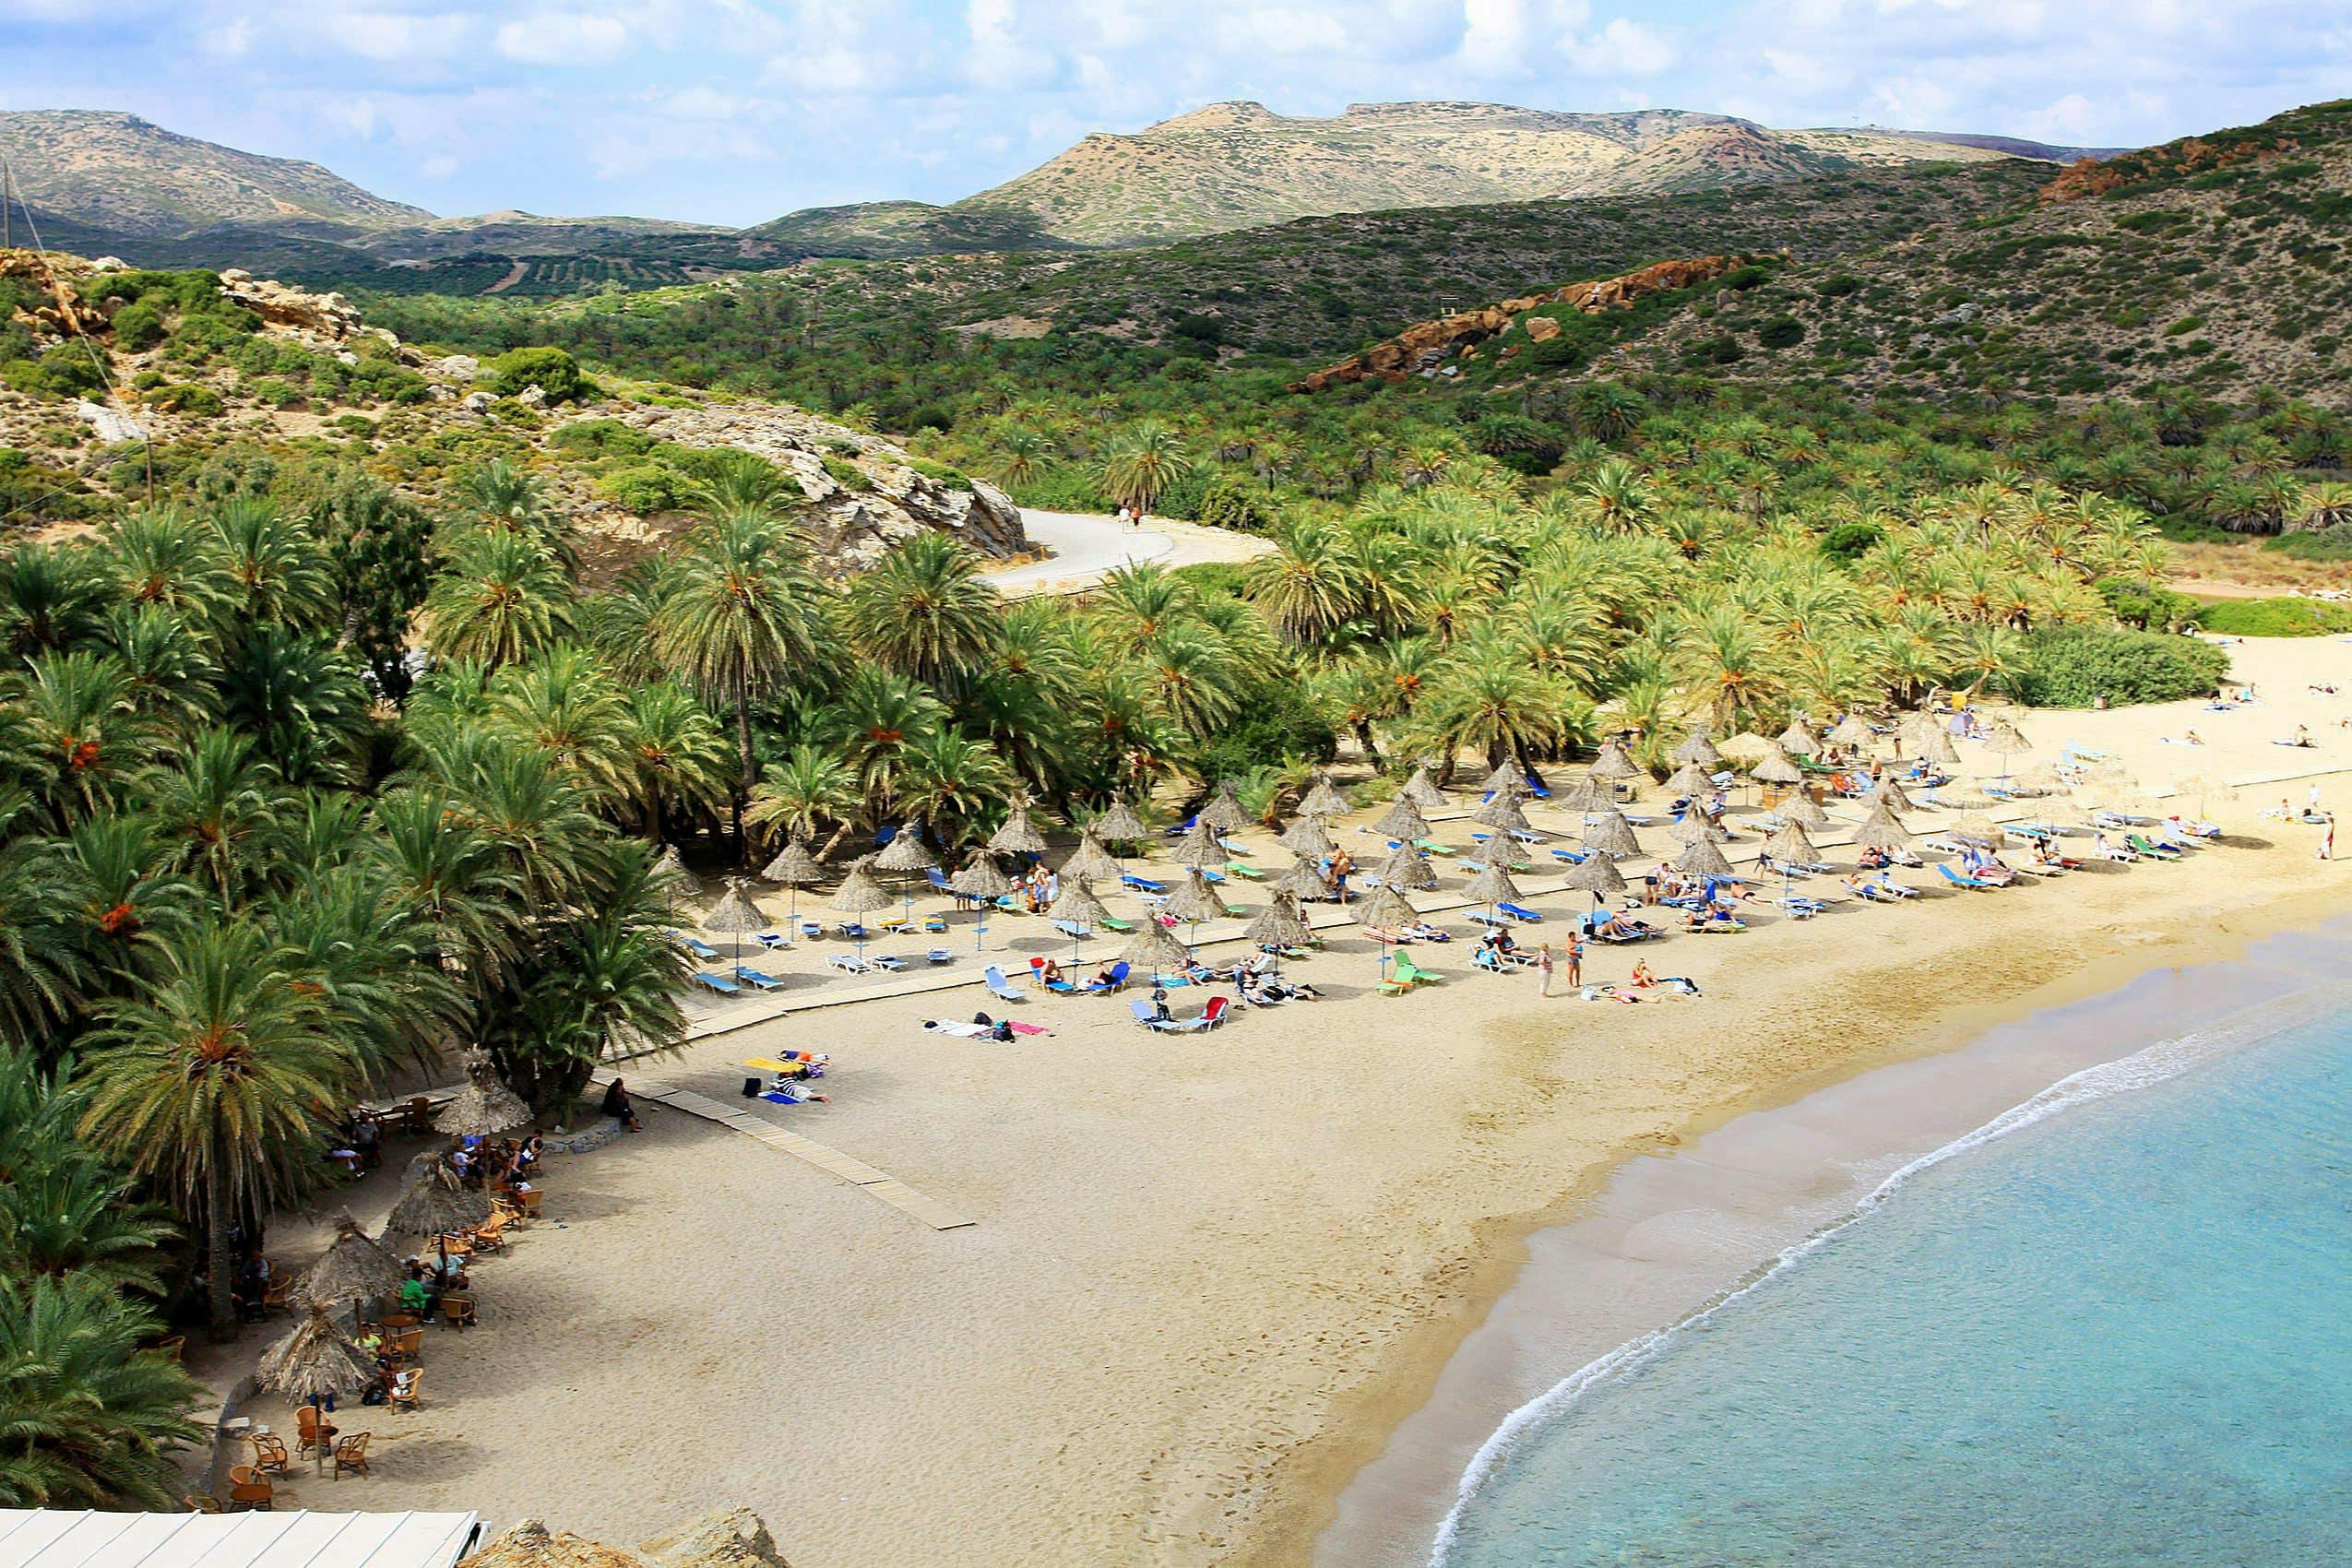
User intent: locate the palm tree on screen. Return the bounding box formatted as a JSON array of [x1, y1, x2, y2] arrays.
[[619, 681, 732, 842], [1245, 522, 1363, 646], [1099, 422, 1193, 517], [0, 1274, 206, 1508], [139, 726, 283, 902], [0, 1047, 177, 1294], [422, 529, 574, 670], [841, 532, 1003, 692], [0, 543, 111, 659], [208, 499, 336, 633], [77, 919, 356, 1337], [747, 742, 861, 856], [488, 644, 637, 802], [650, 510, 825, 857], [993, 428, 1051, 490]]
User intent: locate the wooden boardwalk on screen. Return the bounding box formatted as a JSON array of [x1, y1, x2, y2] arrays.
[[630, 1081, 975, 1231]]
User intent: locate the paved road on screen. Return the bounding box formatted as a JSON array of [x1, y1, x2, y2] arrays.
[[981, 508, 1273, 597]]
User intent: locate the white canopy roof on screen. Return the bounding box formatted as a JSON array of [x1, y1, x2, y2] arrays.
[[0, 1512, 483, 1568]]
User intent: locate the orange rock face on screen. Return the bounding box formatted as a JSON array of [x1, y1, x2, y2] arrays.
[[1290, 254, 1748, 391]]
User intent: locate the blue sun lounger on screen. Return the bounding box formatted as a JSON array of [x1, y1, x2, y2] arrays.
[[733, 965, 784, 991], [1938, 864, 1997, 890], [1498, 901, 1542, 923], [983, 965, 1026, 1002], [673, 933, 721, 961], [1084, 960, 1131, 993], [689, 970, 741, 996]]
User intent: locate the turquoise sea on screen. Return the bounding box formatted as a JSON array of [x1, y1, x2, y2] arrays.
[[1434, 1005, 2352, 1567]]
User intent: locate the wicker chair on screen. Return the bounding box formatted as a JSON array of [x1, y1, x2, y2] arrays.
[[226, 1464, 274, 1511], [247, 1432, 291, 1475], [332, 1431, 372, 1479], [388, 1369, 423, 1412], [439, 1294, 476, 1329]]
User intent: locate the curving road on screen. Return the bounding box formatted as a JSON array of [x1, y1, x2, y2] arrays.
[[981, 508, 1273, 597]]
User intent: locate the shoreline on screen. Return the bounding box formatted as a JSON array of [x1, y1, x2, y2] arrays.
[[1252, 874, 2352, 1568]]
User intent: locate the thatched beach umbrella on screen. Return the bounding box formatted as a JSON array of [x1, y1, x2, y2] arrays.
[[1480, 759, 1526, 798], [434, 1051, 529, 1140], [1277, 814, 1336, 859], [1241, 891, 1314, 956], [386, 1160, 491, 1279], [829, 856, 896, 965], [1171, 820, 1229, 871], [1953, 814, 2006, 849], [258, 1303, 385, 1471], [1867, 776, 1915, 812], [1120, 918, 1193, 979], [1753, 745, 1805, 796], [1299, 771, 1352, 819], [1673, 727, 1723, 768], [1664, 759, 1715, 799], [1562, 849, 1629, 907], [1552, 772, 1611, 814], [1164, 868, 1232, 947], [1463, 859, 1523, 925], [1852, 804, 1912, 855], [1400, 764, 1449, 811], [1983, 720, 2032, 779], [1092, 793, 1151, 845], [1589, 740, 1641, 787], [950, 851, 1013, 952], [986, 797, 1050, 858], [1049, 877, 1111, 964], [702, 877, 773, 969], [1198, 781, 1254, 834], [1826, 714, 1874, 751], [1777, 791, 1830, 830], [1376, 839, 1439, 893], [1061, 828, 1122, 886], [761, 836, 825, 924], [1581, 807, 1642, 858], [1675, 836, 1736, 879], [1912, 722, 1960, 767], [1372, 794, 1431, 843], [2013, 762, 2070, 796], [1275, 854, 1333, 901], [1670, 810, 1728, 845], [1777, 718, 1821, 757], [1472, 790, 1533, 837], [294, 1212, 408, 1313], [651, 844, 693, 911], [1356, 881, 1420, 985], [1764, 821, 1822, 867], [873, 820, 940, 924]]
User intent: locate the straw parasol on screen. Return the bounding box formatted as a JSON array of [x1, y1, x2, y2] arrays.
[[1049, 877, 1111, 963], [950, 851, 1013, 952], [257, 1303, 385, 1470], [1867, 776, 1914, 812], [1589, 740, 1641, 784], [1582, 806, 1642, 857], [1299, 771, 1352, 818], [1120, 919, 1192, 978], [760, 836, 825, 923], [1480, 759, 1526, 797], [1471, 790, 1533, 837], [1163, 868, 1232, 936], [1171, 820, 1229, 871], [1670, 810, 1728, 844], [1274, 854, 1335, 901], [1277, 814, 1336, 859], [650, 844, 693, 908], [1463, 859, 1522, 914], [2172, 773, 2235, 817], [1198, 781, 1254, 834], [1241, 891, 1314, 954], [1675, 836, 1736, 878], [1061, 828, 1123, 885], [434, 1051, 529, 1139], [1777, 718, 1821, 757], [294, 1211, 408, 1313], [385, 1160, 491, 1279], [2013, 762, 2070, 796], [701, 877, 773, 968], [1376, 839, 1439, 892], [1852, 804, 1912, 855], [1400, 764, 1449, 811], [1763, 821, 1822, 866], [1562, 849, 1629, 906], [1372, 794, 1431, 843], [1092, 793, 1151, 844], [1663, 759, 1714, 798], [1826, 714, 1874, 750], [1755, 742, 1805, 784], [1356, 881, 1419, 931], [1912, 722, 1960, 766], [1673, 727, 1724, 768], [873, 821, 940, 922], [1776, 791, 1830, 830], [1982, 719, 2032, 779], [829, 856, 896, 965], [1952, 814, 2006, 849], [986, 797, 1049, 858], [1553, 772, 1612, 814]]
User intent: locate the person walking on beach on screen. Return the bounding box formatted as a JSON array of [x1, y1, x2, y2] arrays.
[[1537, 943, 1555, 997], [2322, 814, 2335, 861], [1564, 935, 1584, 990]]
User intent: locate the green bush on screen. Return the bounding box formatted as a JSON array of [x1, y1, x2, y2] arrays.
[[820, 453, 870, 491], [247, 377, 304, 408], [2191, 597, 2352, 636], [1191, 480, 1269, 534], [110, 297, 172, 352], [486, 346, 594, 404], [1187, 679, 1337, 782], [597, 462, 691, 512], [906, 457, 972, 492], [2095, 576, 2202, 631], [149, 383, 225, 416], [1756, 315, 1806, 350], [2010, 624, 2229, 707], [4, 351, 107, 398], [1820, 521, 1883, 563]]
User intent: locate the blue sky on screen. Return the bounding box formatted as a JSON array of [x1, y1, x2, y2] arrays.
[[2, 0, 2344, 227]]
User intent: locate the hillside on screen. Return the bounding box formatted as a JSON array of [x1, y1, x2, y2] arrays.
[[0, 111, 428, 236], [1514, 97, 2352, 401], [943, 100, 2079, 246]]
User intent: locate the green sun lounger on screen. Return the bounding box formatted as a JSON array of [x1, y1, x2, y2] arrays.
[[1226, 861, 1265, 880], [1382, 954, 1442, 993]]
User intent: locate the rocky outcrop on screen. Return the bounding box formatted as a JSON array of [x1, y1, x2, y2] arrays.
[[214, 268, 411, 358], [458, 1509, 791, 1568], [1, 248, 104, 339], [1289, 255, 1750, 390], [593, 403, 1028, 569]]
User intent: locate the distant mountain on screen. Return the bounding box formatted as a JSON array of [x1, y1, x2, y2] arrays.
[[742, 200, 1077, 259], [0, 110, 428, 236], [927, 101, 2119, 247]]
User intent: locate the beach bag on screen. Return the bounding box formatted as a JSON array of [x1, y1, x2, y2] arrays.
[[742, 1077, 761, 1099]]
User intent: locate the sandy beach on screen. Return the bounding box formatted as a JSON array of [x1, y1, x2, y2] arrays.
[[218, 635, 2352, 1568]]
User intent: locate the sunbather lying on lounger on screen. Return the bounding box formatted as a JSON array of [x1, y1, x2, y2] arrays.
[[1403, 921, 1452, 942]]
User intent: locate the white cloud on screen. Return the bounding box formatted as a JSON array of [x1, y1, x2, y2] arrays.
[[1560, 15, 1674, 77], [494, 11, 631, 65], [416, 153, 458, 178], [201, 17, 255, 57], [312, 9, 471, 63]]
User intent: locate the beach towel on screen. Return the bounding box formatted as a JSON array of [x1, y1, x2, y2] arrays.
[[924, 1018, 1051, 1038]]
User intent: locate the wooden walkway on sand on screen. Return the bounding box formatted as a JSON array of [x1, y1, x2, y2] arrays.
[[629, 1080, 976, 1231]]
